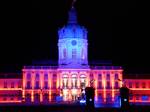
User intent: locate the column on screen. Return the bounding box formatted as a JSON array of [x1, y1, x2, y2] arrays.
[[31, 72, 35, 102], [111, 72, 115, 102], [48, 72, 51, 102], [40, 71, 43, 102]]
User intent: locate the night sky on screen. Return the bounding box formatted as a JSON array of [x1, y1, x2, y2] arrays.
[[0, 0, 149, 74]]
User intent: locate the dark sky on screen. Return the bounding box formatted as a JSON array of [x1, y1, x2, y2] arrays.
[[0, 0, 149, 74]]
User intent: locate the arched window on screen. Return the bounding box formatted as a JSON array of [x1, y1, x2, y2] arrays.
[[63, 48, 67, 59]]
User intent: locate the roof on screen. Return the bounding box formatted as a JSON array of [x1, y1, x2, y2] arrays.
[[0, 73, 22, 79], [124, 74, 150, 79]]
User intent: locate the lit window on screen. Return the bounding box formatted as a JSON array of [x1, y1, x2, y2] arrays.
[[72, 49, 76, 59], [4, 81, 7, 88], [11, 82, 14, 88]]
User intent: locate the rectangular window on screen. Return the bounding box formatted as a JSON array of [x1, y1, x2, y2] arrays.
[[115, 82, 119, 89], [135, 82, 139, 88], [129, 95, 133, 100], [11, 82, 14, 88], [106, 74, 110, 80], [142, 82, 146, 88], [53, 81, 56, 89], [35, 81, 40, 89], [106, 81, 110, 89], [72, 49, 76, 59], [44, 81, 48, 89], [4, 82, 7, 88], [90, 74, 93, 79], [35, 74, 39, 80], [53, 74, 57, 78], [129, 82, 132, 88], [27, 74, 31, 80], [98, 81, 102, 89], [115, 74, 118, 80], [27, 81, 31, 89], [136, 95, 140, 100], [18, 81, 21, 88], [44, 74, 48, 80], [98, 74, 102, 80]]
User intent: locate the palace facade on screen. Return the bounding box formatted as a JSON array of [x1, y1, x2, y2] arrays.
[[0, 6, 150, 107]]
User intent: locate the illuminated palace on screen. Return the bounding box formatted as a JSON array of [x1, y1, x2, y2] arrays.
[[0, 6, 150, 107]]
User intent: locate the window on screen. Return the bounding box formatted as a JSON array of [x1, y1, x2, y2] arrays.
[[136, 95, 140, 100], [4, 82, 7, 88], [53, 74, 57, 78], [35, 74, 39, 80], [106, 81, 110, 89], [44, 81, 48, 89], [142, 82, 146, 88], [135, 82, 139, 88], [11, 82, 14, 88], [44, 74, 48, 80], [115, 82, 119, 89], [27, 73, 31, 80], [3, 97, 7, 101], [81, 48, 85, 59], [129, 82, 132, 88], [10, 97, 14, 100], [18, 81, 21, 88], [115, 74, 118, 80], [98, 81, 102, 89], [63, 48, 67, 59], [106, 74, 110, 80], [72, 49, 76, 59], [129, 95, 133, 100], [98, 74, 102, 80], [142, 95, 149, 101], [35, 81, 40, 89], [53, 81, 56, 89], [27, 81, 31, 89], [90, 74, 93, 79]]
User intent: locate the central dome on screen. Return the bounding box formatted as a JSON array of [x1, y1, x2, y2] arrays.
[[58, 7, 87, 39]]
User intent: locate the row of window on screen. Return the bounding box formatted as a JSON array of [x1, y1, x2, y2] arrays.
[[97, 81, 119, 89], [130, 95, 149, 101], [26, 74, 56, 80], [26, 81, 56, 89], [128, 82, 150, 88], [90, 74, 119, 80], [4, 82, 21, 88]]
